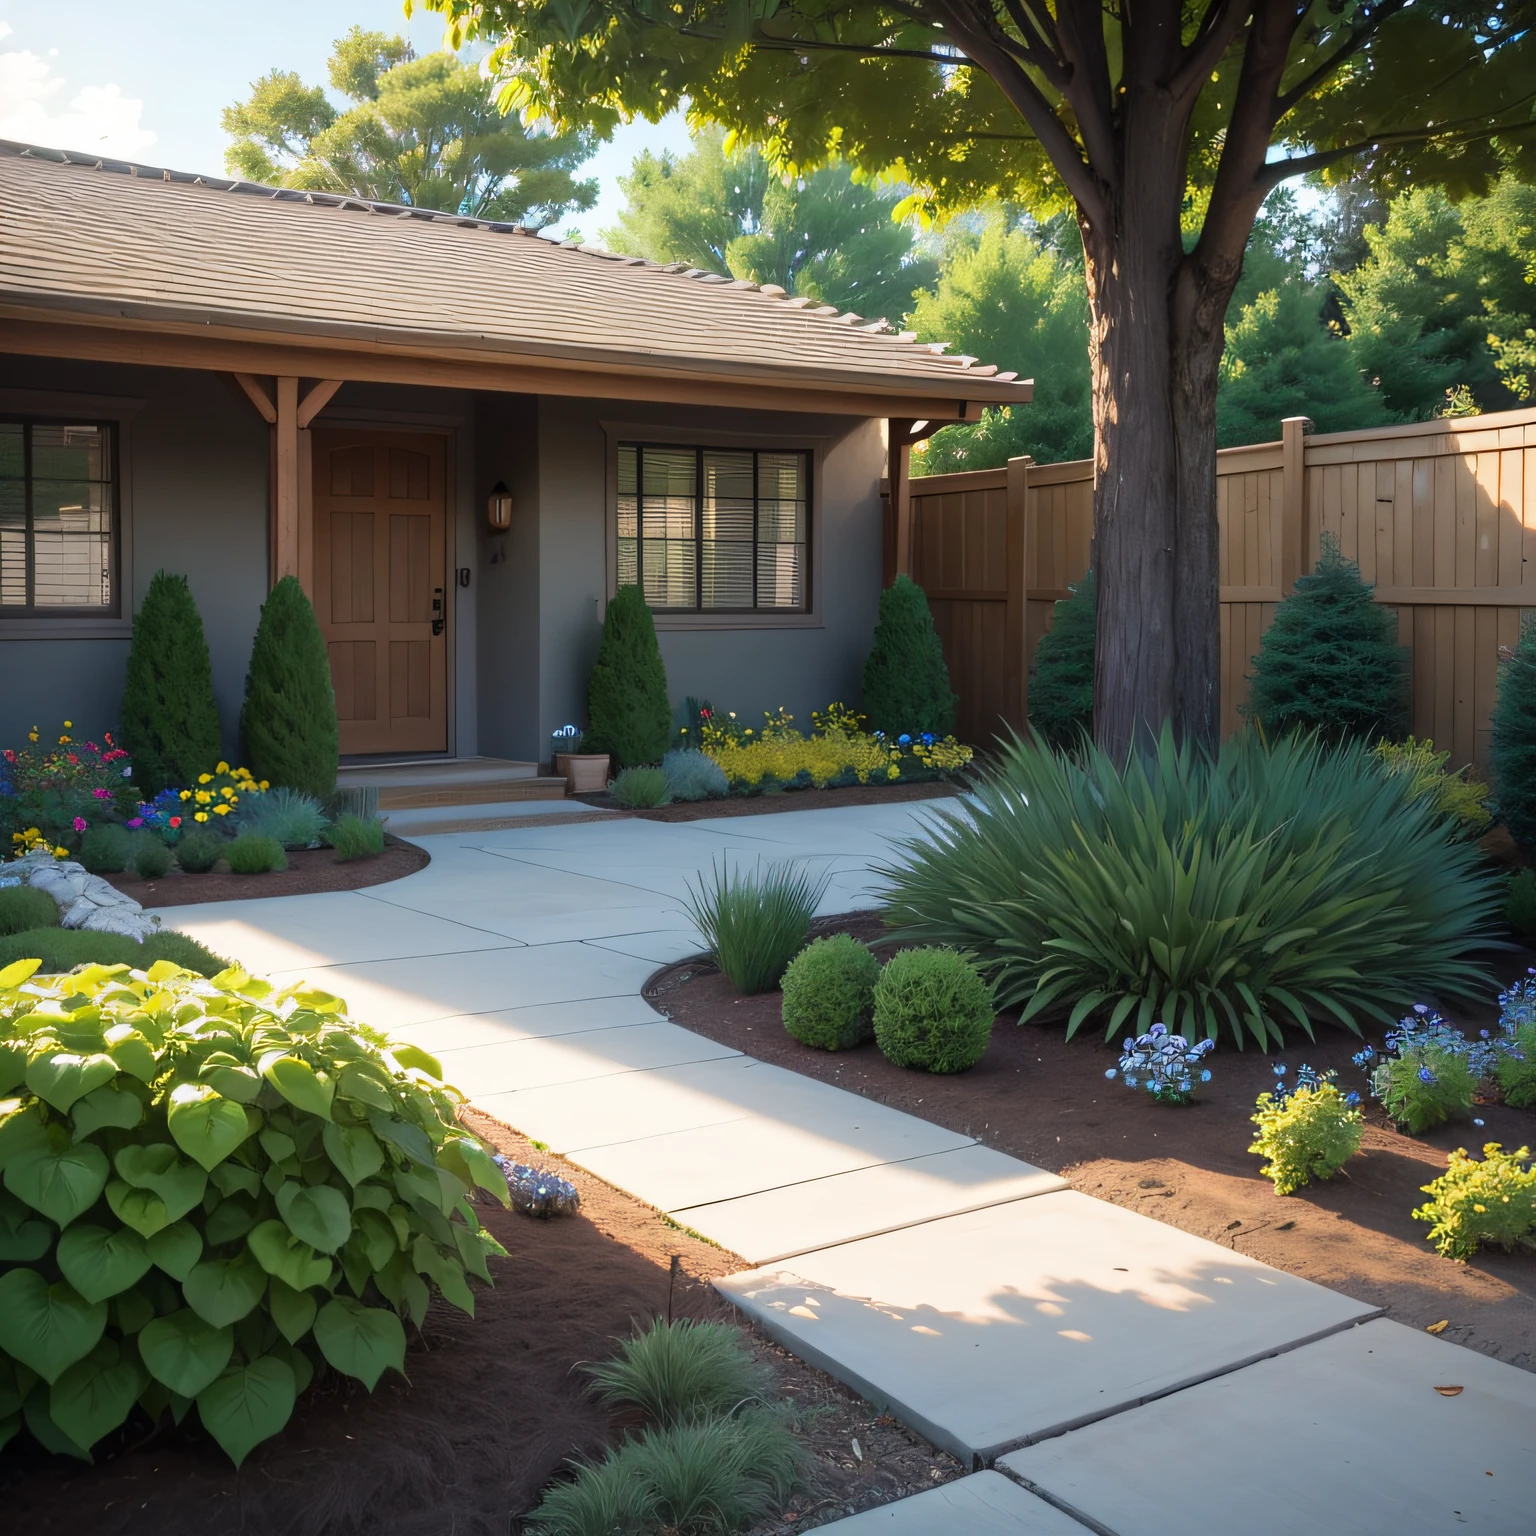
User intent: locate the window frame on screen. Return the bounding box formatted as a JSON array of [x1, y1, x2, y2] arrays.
[[0, 390, 140, 639], [603, 421, 826, 631]]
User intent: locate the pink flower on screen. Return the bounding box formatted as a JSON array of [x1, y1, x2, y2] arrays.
[[73, 817, 87, 832], [92, 787, 112, 800], [126, 817, 144, 829]]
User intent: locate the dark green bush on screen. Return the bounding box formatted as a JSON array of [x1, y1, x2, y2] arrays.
[[1506, 871, 1536, 943], [872, 948, 993, 1073], [1490, 617, 1536, 856], [0, 885, 58, 937], [780, 935, 880, 1051], [0, 958, 508, 1464], [1246, 534, 1409, 741], [175, 830, 224, 875], [241, 576, 339, 802], [119, 570, 223, 800], [880, 728, 1501, 1049], [1030, 569, 1095, 751], [79, 824, 132, 874], [861, 576, 956, 737], [586, 585, 671, 769], [226, 834, 287, 875], [326, 815, 387, 862], [0, 926, 230, 978], [129, 835, 173, 881], [682, 861, 827, 994], [610, 766, 670, 809]]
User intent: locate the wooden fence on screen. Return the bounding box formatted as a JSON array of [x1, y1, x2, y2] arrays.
[[896, 405, 1536, 768]]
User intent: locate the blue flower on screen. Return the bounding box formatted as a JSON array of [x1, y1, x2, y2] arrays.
[[1274, 1064, 1287, 1076], [1104, 1068, 1118, 1080], [1344, 1091, 1361, 1106], [1473, 1118, 1485, 1127], [898, 734, 912, 744], [1149, 1023, 1167, 1038], [1418, 1065, 1435, 1084], [1200, 1068, 1212, 1082], [1413, 1003, 1430, 1015]]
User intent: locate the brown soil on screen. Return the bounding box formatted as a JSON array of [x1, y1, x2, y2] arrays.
[[1, 1109, 958, 1536], [103, 838, 429, 909], [579, 779, 962, 822], [649, 914, 1536, 1374]]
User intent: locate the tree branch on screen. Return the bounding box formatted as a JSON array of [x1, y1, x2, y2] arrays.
[[1273, 0, 1407, 116], [1169, 0, 1257, 102], [1051, 0, 1118, 172], [743, 32, 969, 65]]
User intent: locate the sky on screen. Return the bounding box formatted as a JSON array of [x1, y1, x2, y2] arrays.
[[0, 0, 693, 240]]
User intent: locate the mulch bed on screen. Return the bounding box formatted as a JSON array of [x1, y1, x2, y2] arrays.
[[1, 1110, 959, 1536], [648, 914, 1536, 1374], [102, 838, 430, 909], [579, 779, 962, 822]]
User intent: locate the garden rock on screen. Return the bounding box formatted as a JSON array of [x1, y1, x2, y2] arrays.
[[11, 852, 160, 942]]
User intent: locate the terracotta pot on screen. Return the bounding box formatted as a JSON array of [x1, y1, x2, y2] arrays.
[[555, 752, 610, 794]]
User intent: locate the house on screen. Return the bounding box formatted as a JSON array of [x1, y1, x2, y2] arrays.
[[0, 139, 1029, 772]]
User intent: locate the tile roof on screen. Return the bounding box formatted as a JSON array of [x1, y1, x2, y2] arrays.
[[0, 140, 1032, 410]]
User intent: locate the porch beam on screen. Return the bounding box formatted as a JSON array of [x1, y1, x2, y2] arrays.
[[297, 377, 344, 428], [231, 371, 276, 423]]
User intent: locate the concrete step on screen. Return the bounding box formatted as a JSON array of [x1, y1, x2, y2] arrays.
[[381, 800, 621, 838], [337, 757, 567, 811]]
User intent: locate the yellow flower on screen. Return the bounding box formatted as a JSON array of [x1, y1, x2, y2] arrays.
[[216, 761, 229, 774], [58, 735, 71, 745], [198, 773, 212, 785], [195, 790, 211, 804], [259, 780, 270, 790], [63, 720, 72, 728], [180, 790, 192, 801], [194, 811, 209, 822], [212, 804, 231, 815], [53, 846, 68, 858], [27, 732, 38, 743], [221, 786, 236, 799]]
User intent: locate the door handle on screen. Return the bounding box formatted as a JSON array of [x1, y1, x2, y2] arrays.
[[431, 587, 444, 637]]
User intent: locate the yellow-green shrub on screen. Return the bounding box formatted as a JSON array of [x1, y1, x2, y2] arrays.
[[1248, 1079, 1364, 1195], [0, 957, 508, 1464], [1372, 737, 1491, 837], [1413, 1144, 1536, 1260]]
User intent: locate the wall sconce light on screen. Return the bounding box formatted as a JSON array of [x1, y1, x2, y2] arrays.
[[487, 481, 514, 531]]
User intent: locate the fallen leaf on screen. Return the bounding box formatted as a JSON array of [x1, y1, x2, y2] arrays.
[[1426, 1320, 1450, 1335], [851, 1436, 863, 1462], [1434, 1385, 1464, 1396]]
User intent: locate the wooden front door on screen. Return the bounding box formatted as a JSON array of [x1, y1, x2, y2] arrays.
[[311, 429, 448, 756]]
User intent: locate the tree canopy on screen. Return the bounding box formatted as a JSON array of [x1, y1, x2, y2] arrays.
[[223, 25, 596, 227], [603, 127, 936, 323]]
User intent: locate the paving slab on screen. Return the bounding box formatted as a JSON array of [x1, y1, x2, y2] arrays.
[[812, 1474, 1087, 1535], [675, 1144, 1067, 1264], [716, 1190, 1377, 1463], [582, 929, 705, 965], [1000, 1318, 1536, 1535], [400, 994, 661, 1050]]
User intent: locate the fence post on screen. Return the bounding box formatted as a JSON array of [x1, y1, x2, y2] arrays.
[[886, 421, 916, 582], [1005, 455, 1032, 731], [1280, 416, 1312, 595]]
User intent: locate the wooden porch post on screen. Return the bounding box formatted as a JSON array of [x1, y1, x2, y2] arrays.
[[1280, 415, 1312, 596], [887, 420, 914, 583], [1005, 455, 1033, 733]]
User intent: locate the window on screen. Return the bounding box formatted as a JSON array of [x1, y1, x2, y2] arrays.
[[617, 443, 810, 612], [0, 420, 117, 613]]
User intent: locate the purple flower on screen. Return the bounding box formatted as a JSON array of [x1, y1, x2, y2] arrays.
[[126, 817, 143, 829], [92, 787, 112, 800]]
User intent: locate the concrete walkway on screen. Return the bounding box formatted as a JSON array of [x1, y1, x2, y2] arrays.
[[160, 805, 1536, 1534]]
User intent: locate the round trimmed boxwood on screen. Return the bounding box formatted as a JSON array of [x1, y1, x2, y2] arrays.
[[873, 947, 994, 1073], [781, 935, 880, 1051], [226, 834, 287, 875], [0, 885, 59, 937]]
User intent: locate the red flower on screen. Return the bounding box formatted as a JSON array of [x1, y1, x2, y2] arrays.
[[169, 816, 182, 828], [104, 732, 114, 745], [67, 754, 80, 766]]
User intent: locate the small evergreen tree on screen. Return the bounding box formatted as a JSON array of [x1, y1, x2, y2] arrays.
[[586, 584, 671, 768], [1030, 570, 1095, 750], [861, 576, 957, 737], [120, 570, 223, 798], [240, 576, 338, 800], [1246, 535, 1408, 742], [1490, 618, 1536, 855]]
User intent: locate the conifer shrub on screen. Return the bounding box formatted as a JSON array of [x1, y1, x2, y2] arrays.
[[119, 570, 224, 800], [780, 935, 880, 1051], [226, 834, 287, 875], [1506, 871, 1536, 944], [0, 957, 508, 1463], [872, 948, 994, 1073], [585, 585, 671, 769], [861, 576, 957, 737], [240, 577, 339, 802], [79, 823, 132, 874], [0, 885, 58, 936], [129, 834, 173, 881], [1030, 569, 1095, 750], [1246, 534, 1409, 741], [1490, 617, 1536, 855]]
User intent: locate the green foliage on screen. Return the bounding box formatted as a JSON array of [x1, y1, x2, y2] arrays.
[[1490, 618, 1536, 856], [879, 728, 1500, 1049], [0, 886, 58, 937], [1248, 1081, 1365, 1196], [682, 861, 827, 995], [222, 25, 595, 229], [585, 1319, 773, 1428], [1029, 571, 1095, 751], [661, 749, 728, 803], [1495, 1020, 1536, 1108], [235, 787, 328, 850], [174, 832, 224, 875], [1246, 535, 1409, 742], [780, 935, 880, 1052], [1372, 737, 1491, 837], [586, 585, 672, 770], [226, 836, 287, 876], [1507, 871, 1536, 945], [325, 816, 386, 863], [605, 125, 935, 327], [79, 825, 131, 876], [861, 577, 956, 738], [240, 578, 339, 803], [1373, 1045, 1478, 1134], [609, 766, 670, 810], [872, 948, 994, 1074], [0, 928, 229, 979], [0, 957, 508, 1463], [1413, 1144, 1536, 1261], [129, 836, 173, 882], [119, 572, 223, 803]]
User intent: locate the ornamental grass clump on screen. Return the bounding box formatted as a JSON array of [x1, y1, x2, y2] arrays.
[[1249, 1068, 1365, 1196], [325, 815, 386, 862], [1413, 1144, 1536, 1260], [0, 885, 58, 937], [234, 787, 328, 849], [226, 833, 287, 875], [661, 748, 727, 803], [1105, 1023, 1214, 1105], [584, 1319, 774, 1428], [879, 726, 1501, 1049], [780, 935, 880, 1051], [872, 948, 994, 1073], [682, 860, 827, 994], [610, 766, 670, 809], [0, 957, 509, 1463]]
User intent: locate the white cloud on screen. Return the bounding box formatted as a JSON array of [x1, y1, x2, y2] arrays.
[[0, 27, 156, 158]]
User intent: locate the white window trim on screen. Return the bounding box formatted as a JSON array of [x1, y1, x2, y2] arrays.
[[601, 419, 827, 631], [0, 388, 143, 640]]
